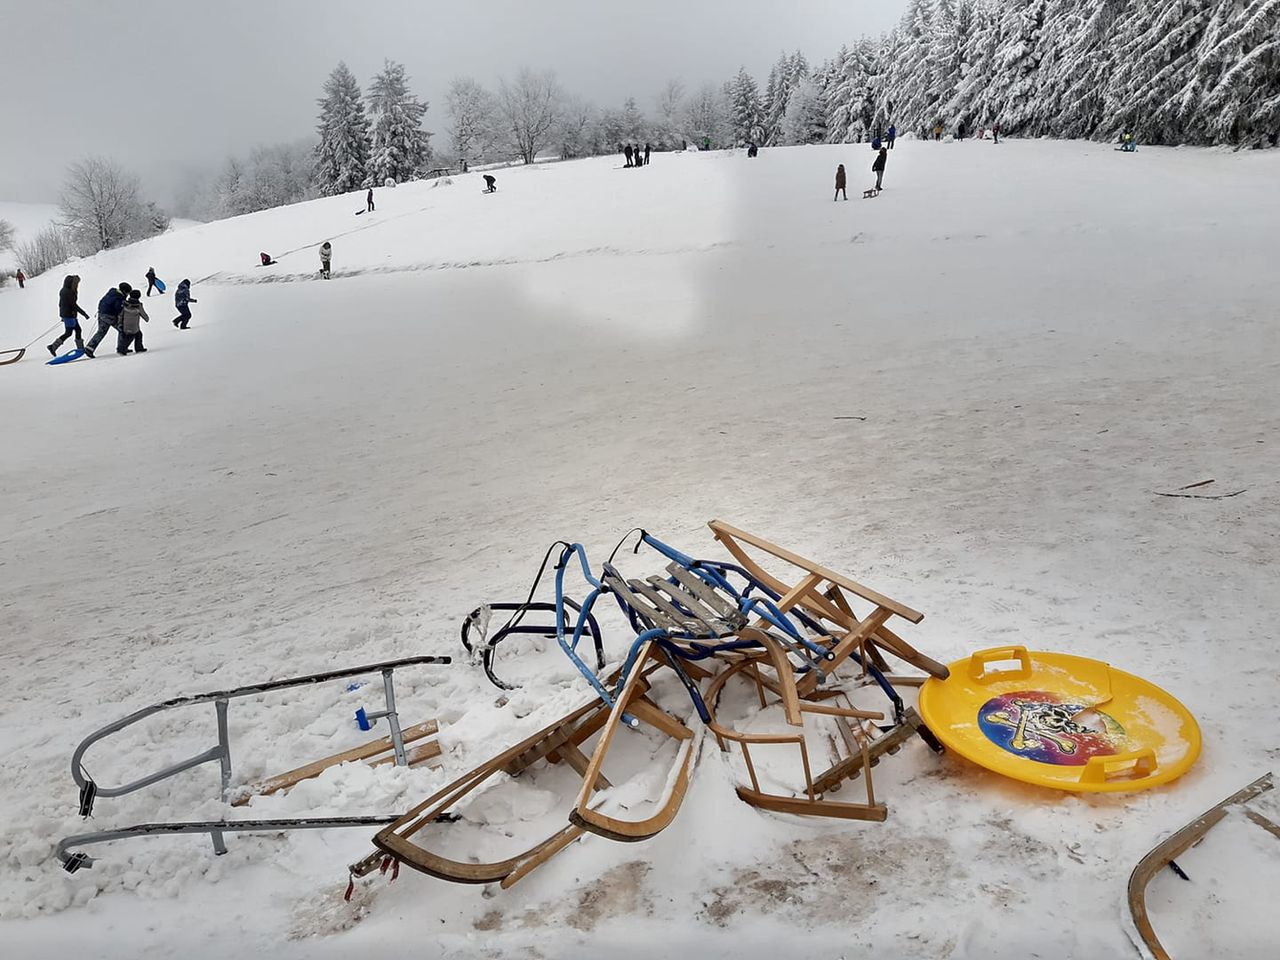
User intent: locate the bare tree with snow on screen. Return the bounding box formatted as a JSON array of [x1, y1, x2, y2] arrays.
[[0, 219, 14, 252], [446, 77, 499, 163], [58, 156, 153, 254], [495, 68, 564, 165]]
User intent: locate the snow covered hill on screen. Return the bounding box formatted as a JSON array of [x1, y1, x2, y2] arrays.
[[1, 141, 1278, 960]]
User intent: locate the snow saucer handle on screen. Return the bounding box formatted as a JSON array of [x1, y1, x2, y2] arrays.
[[1079, 748, 1157, 785], [967, 646, 1032, 682]]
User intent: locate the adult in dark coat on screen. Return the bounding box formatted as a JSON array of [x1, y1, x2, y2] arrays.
[[84, 282, 132, 357], [624, 144, 634, 167], [834, 164, 847, 201], [872, 147, 887, 190], [644, 142, 651, 165], [887, 124, 897, 148], [15, 269, 24, 289], [48, 275, 89, 355], [145, 266, 158, 296], [367, 188, 375, 212]]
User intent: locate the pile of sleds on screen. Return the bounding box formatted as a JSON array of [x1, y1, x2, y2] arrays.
[[350, 520, 950, 888], [56, 519, 1273, 958]]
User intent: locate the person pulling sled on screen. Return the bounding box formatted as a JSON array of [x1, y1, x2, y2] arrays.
[[868, 147, 887, 195], [48, 275, 89, 356], [319, 242, 332, 279], [483, 175, 497, 193]]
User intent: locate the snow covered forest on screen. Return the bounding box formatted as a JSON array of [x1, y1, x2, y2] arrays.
[[175, 0, 1277, 222], [21, 0, 1280, 243]]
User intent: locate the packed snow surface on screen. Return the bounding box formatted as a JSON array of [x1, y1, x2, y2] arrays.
[[2, 141, 1279, 959]]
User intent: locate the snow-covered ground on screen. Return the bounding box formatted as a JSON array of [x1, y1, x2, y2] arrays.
[[1, 141, 1278, 959]]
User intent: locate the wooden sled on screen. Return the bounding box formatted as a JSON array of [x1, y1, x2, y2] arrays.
[[707, 520, 948, 693], [361, 657, 695, 888], [863, 188, 881, 198], [0, 348, 24, 366], [232, 720, 441, 807], [1128, 772, 1277, 959]]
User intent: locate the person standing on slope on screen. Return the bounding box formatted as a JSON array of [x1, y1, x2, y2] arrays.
[[644, 142, 651, 165], [887, 124, 897, 149], [173, 279, 198, 328], [367, 188, 375, 213], [992, 123, 1000, 144], [482, 174, 497, 193], [834, 164, 847, 201], [145, 266, 159, 296], [84, 282, 132, 358], [15, 268, 25, 289], [117, 288, 149, 354], [624, 144, 633, 168], [872, 147, 887, 191], [319, 242, 332, 280], [48, 275, 89, 356]]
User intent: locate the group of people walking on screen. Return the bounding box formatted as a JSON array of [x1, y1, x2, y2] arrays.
[[48, 271, 197, 359], [622, 143, 651, 167]]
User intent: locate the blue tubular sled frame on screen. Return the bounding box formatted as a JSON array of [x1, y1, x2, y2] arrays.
[[546, 531, 910, 728]]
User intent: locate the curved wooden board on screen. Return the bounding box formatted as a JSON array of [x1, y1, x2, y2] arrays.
[[1127, 772, 1275, 960], [0, 348, 25, 366], [570, 642, 698, 842]]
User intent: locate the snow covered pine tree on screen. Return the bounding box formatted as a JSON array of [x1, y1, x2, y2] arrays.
[[315, 62, 371, 196]]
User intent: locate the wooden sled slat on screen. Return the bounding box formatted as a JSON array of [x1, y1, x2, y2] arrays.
[[1128, 772, 1276, 960], [232, 720, 439, 806], [0, 348, 25, 366]]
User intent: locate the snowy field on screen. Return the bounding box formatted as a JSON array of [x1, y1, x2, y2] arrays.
[[1, 140, 1278, 959]]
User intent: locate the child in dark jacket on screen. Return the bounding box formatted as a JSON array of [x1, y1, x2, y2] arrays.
[[118, 289, 149, 354], [173, 279, 197, 328]]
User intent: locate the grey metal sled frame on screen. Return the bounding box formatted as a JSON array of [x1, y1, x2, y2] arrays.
[[62, 654, 449, 867]]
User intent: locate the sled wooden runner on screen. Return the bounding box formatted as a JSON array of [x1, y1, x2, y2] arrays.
[[1128, 772, 1276, 960], [0, 348, 24, 366], [569, 641, 697, 842]]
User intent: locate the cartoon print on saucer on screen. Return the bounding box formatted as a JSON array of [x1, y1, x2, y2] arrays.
[[978, 690, 1125, 765]]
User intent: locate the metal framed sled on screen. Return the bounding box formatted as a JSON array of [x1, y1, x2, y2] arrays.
[[1128, 772, 1277, 960], [0, 347, 24, 365], [59, 654, 449, 870]]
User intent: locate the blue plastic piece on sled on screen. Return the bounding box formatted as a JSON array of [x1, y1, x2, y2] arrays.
[[355, 707, 372, 731], [48, 349, 84, 365]]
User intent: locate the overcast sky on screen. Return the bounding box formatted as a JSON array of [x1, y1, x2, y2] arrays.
[[0, 0, 907, 205]]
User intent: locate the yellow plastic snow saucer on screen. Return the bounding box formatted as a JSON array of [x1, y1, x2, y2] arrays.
[[918, 646, 1201, 793]]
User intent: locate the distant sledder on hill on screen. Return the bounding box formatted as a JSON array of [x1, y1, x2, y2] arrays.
[[834, 164, 847, 201], [1118, 132, 1137, 152], [173, 279, 197, 329], [260, 252, 277, 266], [319, 242, 332, 279], [482, 175, 497, 194]]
